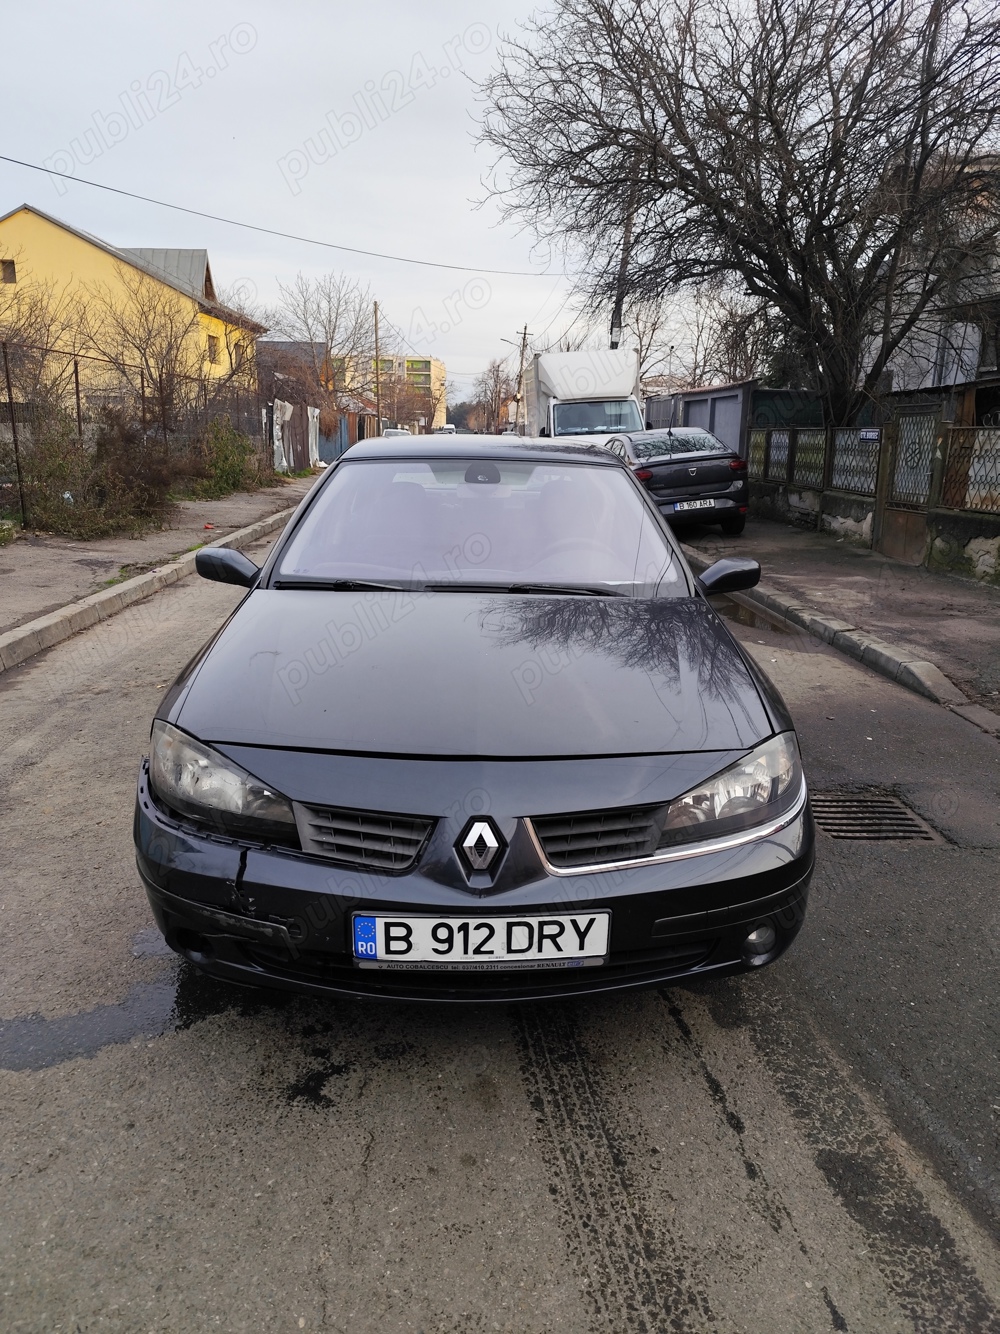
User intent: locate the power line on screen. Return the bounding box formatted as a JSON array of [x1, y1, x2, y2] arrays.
[[0, 153, 572, 280], [535, 286, 588, 346], [376, 309, 421, 359]]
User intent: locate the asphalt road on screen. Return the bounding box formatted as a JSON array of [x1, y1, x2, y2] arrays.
[[1, 547, 999, 1334]]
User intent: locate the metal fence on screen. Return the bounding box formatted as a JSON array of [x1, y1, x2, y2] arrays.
[[0, 339, 266, 458], [831, 429, 880, 494], [0, 338, 270, 527], [791, 428, 826, 487], [748, 425, 880, 497], [942, 427, 1000, 513], [890, 415, 936, 506], [749, 420, 1000, 516]]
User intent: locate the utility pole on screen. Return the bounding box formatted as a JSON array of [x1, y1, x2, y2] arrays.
[[2, 341, 28, 527], [73, 358, 84, 443], [373, 301, 382, 435], [501, 325, 531, 434], [515, 325, 529, 433]]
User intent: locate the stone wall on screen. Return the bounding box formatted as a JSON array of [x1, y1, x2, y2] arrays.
[[749, 481, 875, 543], [926, 510, 1000, 584]]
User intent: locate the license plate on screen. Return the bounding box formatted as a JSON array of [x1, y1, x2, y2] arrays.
[[352, 911, 610, 971], [674, 498, 715, 511]]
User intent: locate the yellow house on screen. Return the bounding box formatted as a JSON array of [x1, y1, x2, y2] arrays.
[[0, 203, 265, 380]]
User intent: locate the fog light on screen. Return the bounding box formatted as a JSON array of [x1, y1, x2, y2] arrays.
[[742, 923, 777, 965], [175, 929, 215, 964]]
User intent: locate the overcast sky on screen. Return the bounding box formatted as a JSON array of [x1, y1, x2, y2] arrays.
[[0, 0, 577, 396]]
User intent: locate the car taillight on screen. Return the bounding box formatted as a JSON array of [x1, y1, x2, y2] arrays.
[[634, 468, 653, 482], [729, 458, 748, 472]]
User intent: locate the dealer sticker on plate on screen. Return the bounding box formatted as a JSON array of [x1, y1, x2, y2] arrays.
[[352, 911, 610, 971]]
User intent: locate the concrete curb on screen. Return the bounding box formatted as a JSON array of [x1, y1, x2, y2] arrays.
[[0, 507, 296, 674], [682, 543, 1000, 736]]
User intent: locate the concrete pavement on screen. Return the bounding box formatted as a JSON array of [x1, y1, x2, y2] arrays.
[[682, 518, 1000, 713], [0, 475, 316, 636]]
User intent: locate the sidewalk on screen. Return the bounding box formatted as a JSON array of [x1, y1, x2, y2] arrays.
[[0, 476, 316, 636], [682, 518, 1000, 712]]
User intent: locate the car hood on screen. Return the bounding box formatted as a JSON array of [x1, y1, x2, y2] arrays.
[[170, 590, 772, 757]]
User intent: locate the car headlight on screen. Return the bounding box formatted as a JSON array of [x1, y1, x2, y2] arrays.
[[659, 733, 803, 847], [149, 720, 297, 841]]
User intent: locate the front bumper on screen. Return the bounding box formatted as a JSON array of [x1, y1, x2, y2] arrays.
[[134, 761, 814, 1003]]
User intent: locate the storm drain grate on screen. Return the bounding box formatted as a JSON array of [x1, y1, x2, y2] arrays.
[[810, 793, 941, 841]]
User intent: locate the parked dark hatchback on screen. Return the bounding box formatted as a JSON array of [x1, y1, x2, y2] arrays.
[[134, 438, 812, 1002], [605, 426, 749, 535]]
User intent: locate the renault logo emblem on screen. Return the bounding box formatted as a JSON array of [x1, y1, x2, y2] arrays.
[[458, 818, 504, 873]]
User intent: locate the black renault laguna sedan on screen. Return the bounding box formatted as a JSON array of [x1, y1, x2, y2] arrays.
[[134, 438, 813, 1002]]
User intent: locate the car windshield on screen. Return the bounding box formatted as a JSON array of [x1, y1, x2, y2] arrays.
[[274, 458, 684, 597], [552, 399, 644, 435], [630, 431, 730, 460]]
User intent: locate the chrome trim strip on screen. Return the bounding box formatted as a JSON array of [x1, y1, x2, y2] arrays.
[[524, 778, 809, 876]]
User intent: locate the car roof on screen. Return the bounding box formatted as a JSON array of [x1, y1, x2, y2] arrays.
[[343, 434, 622, 465]]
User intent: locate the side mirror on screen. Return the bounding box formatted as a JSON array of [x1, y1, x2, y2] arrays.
[[699, 557, 761, 596], [195, 547, 260, 587]]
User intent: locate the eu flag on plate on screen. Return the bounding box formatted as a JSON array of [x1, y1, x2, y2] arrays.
[[353, 915, 378, 959]]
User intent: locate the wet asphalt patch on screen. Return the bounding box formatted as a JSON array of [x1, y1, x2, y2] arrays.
[[713, 593, 791, 636], [0, 957, 294, 1072]]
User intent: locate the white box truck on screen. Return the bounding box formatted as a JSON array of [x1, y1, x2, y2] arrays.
[[522, 349, 644, 441]]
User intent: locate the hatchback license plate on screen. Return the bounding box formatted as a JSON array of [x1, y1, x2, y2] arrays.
[[352, 911, 610, 970], [674, 498, 715, 511]]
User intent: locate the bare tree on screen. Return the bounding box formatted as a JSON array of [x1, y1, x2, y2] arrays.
[[481, 0, 1000, 424], [214, 280, 268, 389], [672, 284, 778, 386], [621, 297, 672, 381], [82, 264, 204, 434], [268, 272, 379, 405], [378, 375, 439, 432], [392, 373, 445, 432], [474, 359, 516, 434], [0, 263, 84, 404]]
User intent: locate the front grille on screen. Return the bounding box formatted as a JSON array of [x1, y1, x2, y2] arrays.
[[810, 793, 940, 842], [295, 804, 435, 871], [531, 805, 664, 868]]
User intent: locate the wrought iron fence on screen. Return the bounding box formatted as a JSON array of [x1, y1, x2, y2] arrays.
[[748, 428, 766, 479], [830, 429, 879, 495], [792, 428, 826, 487], [766, 429, 790, 482], [942, 427, 1000, 514], [747, 420, 1000, 515], [890, 414, 936, 506], [748, 425, 879, 497]]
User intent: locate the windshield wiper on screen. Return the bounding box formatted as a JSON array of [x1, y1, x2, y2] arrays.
[[422, 581, 625, 597], [272, 577, 405, 591], [507, 583, 626, 597]]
